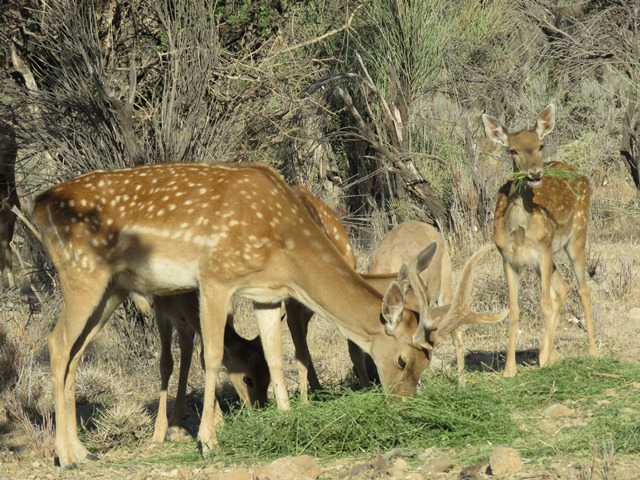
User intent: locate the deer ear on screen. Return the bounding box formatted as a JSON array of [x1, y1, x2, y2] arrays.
[[248, 351, 263, 368], [536, 104, 555, 139], [416, 241, 437, 273], [382, 281, 405, 330], [482, 113, 509, 146]]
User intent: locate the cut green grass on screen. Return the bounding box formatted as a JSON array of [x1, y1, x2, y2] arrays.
[[210, 357, 640, 465]]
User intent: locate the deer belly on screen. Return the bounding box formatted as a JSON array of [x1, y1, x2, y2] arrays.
[[119, 258, 199, 295]]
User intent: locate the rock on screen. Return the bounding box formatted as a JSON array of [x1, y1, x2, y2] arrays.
[[419, 455, 455, 475], [489, 447, 522, 476], [460, 462, 483, 479], [393, 458, 409, 470], [544, 403, 574, 418], [254, 455, 321, 480]]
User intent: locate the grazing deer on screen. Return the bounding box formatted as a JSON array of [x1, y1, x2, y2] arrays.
[[368, 221, 469, 383], [33, 162, 505, 467], [482, 104, 598, 377], [0, 120, 19, 289], [135, 292, 271, 443]]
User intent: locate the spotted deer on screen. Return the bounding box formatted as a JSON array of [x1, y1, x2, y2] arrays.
[[368, 221, 470, 383], [33, 162, 506, 467], [482, 104, 598, 377], [146, 185, 389, 421], [0, 120, 19, 289]]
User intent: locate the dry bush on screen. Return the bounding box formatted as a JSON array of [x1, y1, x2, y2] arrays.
[[3, 396, 54, 460], [84, 401, 153, 452]]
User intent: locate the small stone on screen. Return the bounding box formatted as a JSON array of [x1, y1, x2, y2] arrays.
[[213, 469, 253, 480], [254, 455, 321, 480], [460, 462, 483, 479], [393, 458, 409, 470], [628, 308, 640, 321], [489, 447, 522, 476], [419, 455, 454, 475], [538, 419, 558, 432]]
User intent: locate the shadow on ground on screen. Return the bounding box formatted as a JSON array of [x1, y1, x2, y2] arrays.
[[464, 348, 539, 373]]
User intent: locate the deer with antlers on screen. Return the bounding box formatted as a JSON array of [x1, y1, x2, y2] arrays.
[[0, 120, 18, 289], [368, 221, 471, 383], [482, 104, 598, 377], [33, 162, 505, 467]]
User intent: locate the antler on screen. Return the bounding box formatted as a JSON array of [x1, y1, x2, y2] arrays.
[[435, 243, 508, 339], [410, 243, 508, 348], [396, 242, 437, 331]]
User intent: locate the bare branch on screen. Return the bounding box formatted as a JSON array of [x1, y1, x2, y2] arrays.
[[266, 0, 369, 61]]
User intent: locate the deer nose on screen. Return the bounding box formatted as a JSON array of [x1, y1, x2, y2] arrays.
[[529, 171, 542, 181]]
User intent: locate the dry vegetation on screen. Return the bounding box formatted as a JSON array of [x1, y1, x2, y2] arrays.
[[1, 0, 640, 478]]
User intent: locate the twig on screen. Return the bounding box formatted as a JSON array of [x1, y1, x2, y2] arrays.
[[265, 0, 369, 61], [11, 205, 41, 242]]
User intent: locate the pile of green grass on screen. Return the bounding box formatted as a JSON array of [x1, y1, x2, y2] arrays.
[[214, 357, 639, 464]]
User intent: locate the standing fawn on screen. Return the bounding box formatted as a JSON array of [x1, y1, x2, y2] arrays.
[[0, 120, 19, 289], [482, 104, 598, 377], [33, 162, 504, 467]]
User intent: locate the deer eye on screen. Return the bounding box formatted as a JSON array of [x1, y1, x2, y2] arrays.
[[243, 376, 254, 388], [539, 144, 544, 151], [397, 356, 407, 370], [508, 149, 517, 156]]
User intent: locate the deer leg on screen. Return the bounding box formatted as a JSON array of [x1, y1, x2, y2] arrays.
[[450, 328, 466, 385], [503, 261, 521, 377], [566, 240, 597, 356], [255, 303, 290, 410], [285, 299, 321, 402], [544, 269, 567, 366], [538, 254, 556, 367], [347, 340, 371, 388], [50, 273, 124, 468], [169, 327, 195, 429], [152, 310, 173, 442], [197, 284, 230, 456]]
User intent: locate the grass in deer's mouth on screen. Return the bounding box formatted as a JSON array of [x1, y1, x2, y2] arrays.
[[209, 357, 640, 464], [511, 166, 585, 191]]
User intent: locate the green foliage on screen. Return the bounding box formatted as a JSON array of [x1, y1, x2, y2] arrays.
[[354, 0, 511, 95], [216, 0, 276, 38], [218, 382, 515, 460]]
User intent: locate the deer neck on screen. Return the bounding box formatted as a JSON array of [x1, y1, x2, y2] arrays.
[[286, 253, 386, 354]]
